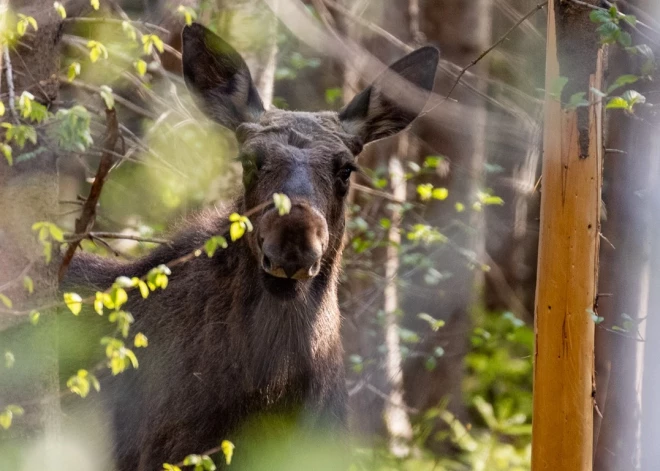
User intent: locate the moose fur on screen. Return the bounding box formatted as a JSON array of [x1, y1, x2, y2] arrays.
[[62, 23, 438, 470]]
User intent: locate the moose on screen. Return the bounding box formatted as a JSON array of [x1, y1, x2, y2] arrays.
[[63, 23, 439, 470]]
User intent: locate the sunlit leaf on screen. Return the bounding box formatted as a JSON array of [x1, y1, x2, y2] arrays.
[[134, 333, 148, 348], [64, 292, 83, 315], [273, 193, 291, 216], [0, 293, 12, 309], [221, 440, 235, 465], [53, 2, 66, 18]]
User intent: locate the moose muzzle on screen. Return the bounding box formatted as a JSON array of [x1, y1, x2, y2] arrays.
[[258, 203, 329, 280]]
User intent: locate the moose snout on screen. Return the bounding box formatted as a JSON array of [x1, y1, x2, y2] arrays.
[[258, 203, 328, 280]]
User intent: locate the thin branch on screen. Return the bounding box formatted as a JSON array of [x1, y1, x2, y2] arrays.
[[0, 261, 35, 293], [60, 77, 159, 120], [63, 16, 170, 35], [446, 1, 548, 99], [58, 108, 120, 282], [64, 231, 170, 245]]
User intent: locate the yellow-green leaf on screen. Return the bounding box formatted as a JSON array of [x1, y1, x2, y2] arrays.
[[5, 351, 15, 368], [273, 193, 291, 216], [90, 0, 100, 10], [68, 62, 81, 82], [0, 293, 12, 308], [230, 222, 245, 242], [64, 292, 83, 315], [0, 101, 5, 116], [23, 276, 34, 294], [99, 85, 115, 110], [134, 333, 148, 348], [134, 59, 147, 77], [221, 440, 235, 465], [29, 310, 40, 325], [53, 2, 66, 18], [432, 187, 449, 201], [455, 202, 465, 213]]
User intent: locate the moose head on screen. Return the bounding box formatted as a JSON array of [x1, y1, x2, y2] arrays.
[[182, 23, 439, 297]]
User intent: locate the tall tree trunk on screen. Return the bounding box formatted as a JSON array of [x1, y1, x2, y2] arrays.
[[531, 1, 603, 469], [402, 0, 493, 433], [595, 2, 659, 468], [337, 0, 415, 454], [0, 0, 88, 464]]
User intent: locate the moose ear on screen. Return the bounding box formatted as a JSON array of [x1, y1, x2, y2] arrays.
[[339, 47, 439, 144], [182, 23, 265, 130]]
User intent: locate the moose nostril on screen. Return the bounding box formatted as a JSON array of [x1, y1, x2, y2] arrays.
[[308, 259, 322, 277], [262, 254, 272, 271]]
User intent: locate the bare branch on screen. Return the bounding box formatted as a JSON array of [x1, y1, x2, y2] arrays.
[[446, 1, 548, 99], [58, 108, 120, 282]]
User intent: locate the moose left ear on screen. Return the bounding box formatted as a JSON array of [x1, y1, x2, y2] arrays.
[[182, 23, 265, 130], [339, 47, 439, 144]]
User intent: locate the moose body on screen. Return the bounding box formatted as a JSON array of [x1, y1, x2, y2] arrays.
[[63, 23, 438, 471]]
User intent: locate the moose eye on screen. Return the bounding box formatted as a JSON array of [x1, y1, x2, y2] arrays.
[[337, 165, 355, 183]]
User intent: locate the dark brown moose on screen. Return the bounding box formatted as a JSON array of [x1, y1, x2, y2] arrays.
[[63, 23, 438, 471]]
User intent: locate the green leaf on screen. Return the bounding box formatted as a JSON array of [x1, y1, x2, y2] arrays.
[[204, 236, 228, 257], [99, 85, 114, 110], [5, 351, 15, 368], [417, 183, 433, 201], [0, 406, 22, 430], [29, 310, 40, 325], [606, 96, 629, 109], [589, 9, 611, 24], [134, 59, 147, 77], [23, 276, 34, 294], [134, 333, 148, 348], [87, 40, 108, 63], [163, 465, 182, 471], [177, 5, 197, 26], [137, 280, 149, 299], [142, 34, 164, 54], [567, 92, 589, 109], [549, 76, 568, 99], [432, 187, 449, 201], [230, 221, 245, 241], [273, 193, 291, 215], [64, 292, 83, 315], [417, 312, 446, 331], [54, 2, 67, 18], [324, 87, 342, 105], [1, 143, 11, 165], [0, 293, 12, 308], [68, 62, 80, 82], [221, 440, 235, 465], [622, 89, 646, 106], [121, 21, 137, 41]]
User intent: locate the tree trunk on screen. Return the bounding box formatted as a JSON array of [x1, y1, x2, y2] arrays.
[[337, 0, 415, 454], [402, 0, 492, 432], [0, 0, 88, 464], [531, 1, 603, 469]]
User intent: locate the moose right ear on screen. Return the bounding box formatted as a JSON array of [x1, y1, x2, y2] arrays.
[[182, 23, 265, 130]]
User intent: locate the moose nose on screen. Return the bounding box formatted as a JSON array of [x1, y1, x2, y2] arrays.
[[258, 203, 328, 280]]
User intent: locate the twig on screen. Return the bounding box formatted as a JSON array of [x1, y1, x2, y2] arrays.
[[446, 1, 548, 99], [352, 183, 407, 204], [58, 108, 120, 282], [60, 77, 158, 120], [64, 231, 170, 245], [3, 45, 18, 121], [63, 16, 170, 35], [0, 261, 35, 293]]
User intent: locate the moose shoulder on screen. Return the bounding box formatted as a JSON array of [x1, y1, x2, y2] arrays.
[[62, 23, 438, 470]]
